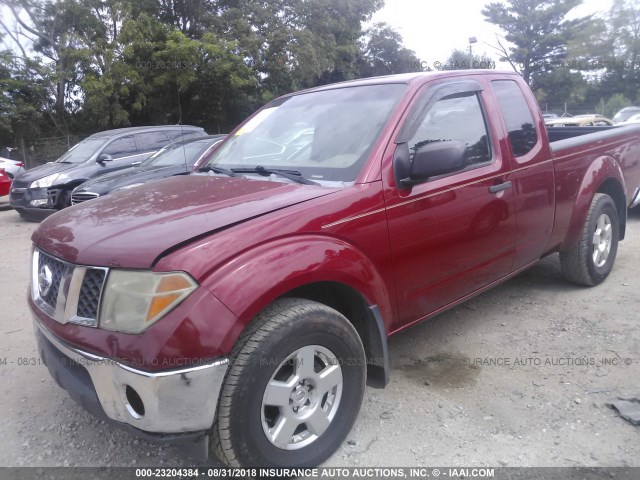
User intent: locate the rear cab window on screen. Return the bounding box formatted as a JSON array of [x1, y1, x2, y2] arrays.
[[491, 80, 538, 157]]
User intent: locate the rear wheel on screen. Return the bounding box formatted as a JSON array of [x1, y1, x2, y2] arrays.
[[211, 298, 366, 468], [560, 193, 619, 286]]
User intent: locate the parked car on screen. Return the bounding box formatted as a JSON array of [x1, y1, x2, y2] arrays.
[[613, 106, 640, 124], [545, 114, 614, 127], [9, 125, 206, 220], [71, 135, 226, 205], [29, 71, 640, 468], [0, 156, 27, 178], [616, 113, 640, 126], [0, 169, 11, 207]]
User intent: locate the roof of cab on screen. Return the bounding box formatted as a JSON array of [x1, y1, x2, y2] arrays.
[[283, 70, 520, 98]]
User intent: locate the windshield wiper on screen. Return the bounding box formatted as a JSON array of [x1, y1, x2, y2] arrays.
[[198, 165, 238, 177], [231, 166, 320, 186]]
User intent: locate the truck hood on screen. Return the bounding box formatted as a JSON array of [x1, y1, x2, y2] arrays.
[[32, 175, 337, 268]]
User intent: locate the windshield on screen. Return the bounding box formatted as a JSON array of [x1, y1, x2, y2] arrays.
[[141, 139, 216, 168], [56, 138, 108, 164], [204, 84, 406, 183]]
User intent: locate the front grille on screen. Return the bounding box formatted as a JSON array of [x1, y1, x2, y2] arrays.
[[32, 249, 108, 327], [77, 269, 107, 319], [71, 192, 99, 205], [37, 252, 68, 310]]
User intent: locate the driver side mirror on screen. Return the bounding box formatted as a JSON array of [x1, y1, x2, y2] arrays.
[[395, 141, 467, 187], [96, 153, 113, 164]]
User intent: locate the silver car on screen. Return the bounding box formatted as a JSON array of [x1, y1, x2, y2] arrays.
[[0, 157, 27, 179]]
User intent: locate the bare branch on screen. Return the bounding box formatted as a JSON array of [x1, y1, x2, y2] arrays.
[[8, 4, 54, 48], [484, 35, 520, 74], [0, 19, 28, 59]]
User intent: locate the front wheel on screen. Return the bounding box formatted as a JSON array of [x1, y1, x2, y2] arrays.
[[211, 298, 366, 468], [560, 193, 619, 286]]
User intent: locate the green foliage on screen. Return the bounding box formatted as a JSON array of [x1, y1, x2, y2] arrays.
[[1, 0, 418, 146], [599, 0, 640, 102], [532, 68, 588, 107], [444, 49, 495, 70], [603, 93, 633, 118], [482, 0, 589, 83], [484, 0, 639, 116], [359, 23, 419, 77]]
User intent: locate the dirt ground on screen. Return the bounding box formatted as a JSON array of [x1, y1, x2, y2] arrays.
[[0, 207, 638, 468]]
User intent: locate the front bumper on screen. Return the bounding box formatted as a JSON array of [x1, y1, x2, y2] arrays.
[[10, 185, 58, 218], [35, 318, 229, 436]]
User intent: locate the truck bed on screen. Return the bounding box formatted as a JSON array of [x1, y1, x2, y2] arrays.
[[546, 125, 621, 143]]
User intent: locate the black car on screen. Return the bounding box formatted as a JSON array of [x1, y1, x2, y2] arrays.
[[71, 135, 226, 204], [10, 125, 206, 219]]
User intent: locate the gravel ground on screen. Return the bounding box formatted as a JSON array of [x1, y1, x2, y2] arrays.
[[0, 207, 638, 468]]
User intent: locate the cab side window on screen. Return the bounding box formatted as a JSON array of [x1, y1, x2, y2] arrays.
[[492, 80, 538, 156], [102, 136, 137, 158], [407, 93, 492, 168]]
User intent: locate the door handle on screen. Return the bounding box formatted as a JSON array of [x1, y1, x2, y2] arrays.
[[489, 181, 512, 194]]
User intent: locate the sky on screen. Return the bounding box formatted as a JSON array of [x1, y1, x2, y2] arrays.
[[371, 0, 614, 70]]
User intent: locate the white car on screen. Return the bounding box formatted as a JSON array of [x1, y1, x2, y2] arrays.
[[0, 157, 27, 179], [616, 113, 640, 125]]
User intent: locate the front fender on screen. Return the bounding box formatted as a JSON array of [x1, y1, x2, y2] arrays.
[[561, 155, 625, 251], [201, 235, 394, 354]]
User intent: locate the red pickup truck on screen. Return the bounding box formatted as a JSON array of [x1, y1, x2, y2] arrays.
[[30, 71, 640, 468]]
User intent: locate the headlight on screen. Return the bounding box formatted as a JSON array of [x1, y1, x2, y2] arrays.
[[30, 173, 60, 189], [99, 270, 198, 333], [30, 173, 69, 189]]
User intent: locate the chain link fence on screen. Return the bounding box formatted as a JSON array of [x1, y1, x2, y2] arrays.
[[5, 135, 86, 169], [539, 101, 621, 119]]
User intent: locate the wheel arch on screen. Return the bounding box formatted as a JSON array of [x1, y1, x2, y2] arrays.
[[561, 156, 627, 251], [203, 235, 394, 388], [596, 177, 627, 241]]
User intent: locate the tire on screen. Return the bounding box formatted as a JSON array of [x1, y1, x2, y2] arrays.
[[211, 298, 366, 468], [560, 193, 619, 286], [55, 190, 71, 210]]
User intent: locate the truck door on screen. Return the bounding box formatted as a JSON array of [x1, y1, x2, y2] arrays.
[[490, 79, 555, 269], [384, 79, 516, 327]]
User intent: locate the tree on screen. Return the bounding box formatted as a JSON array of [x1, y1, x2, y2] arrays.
[[482, 0, 590, 84], [0, 0, 417, 157], [600, 0, 640, 102], [0, 31, 56, 154], [532, 68, 590, 112], [358, 22, 419, 77], [2, 0, 103, 119], [443, 49, 495, 70], [217, 0, 385, 95]]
